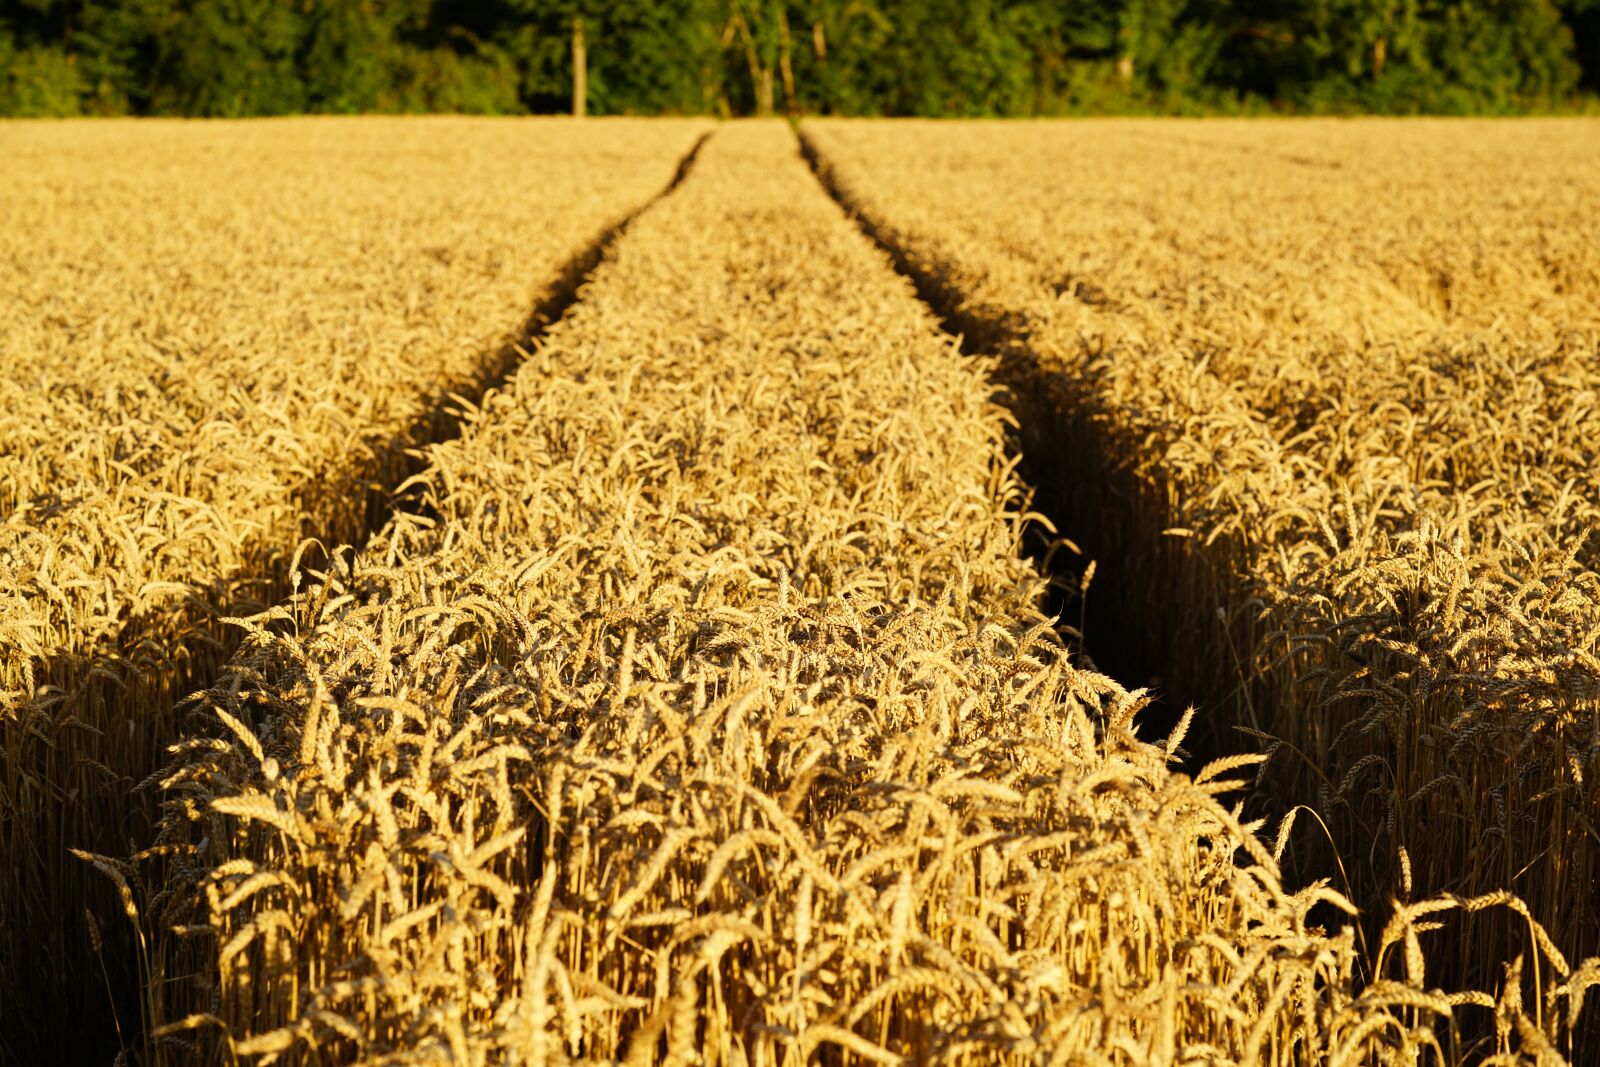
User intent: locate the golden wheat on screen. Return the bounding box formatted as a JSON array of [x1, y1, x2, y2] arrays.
[[0, 115, 708, 1061], [123, 122, 1598, 1066], [10, 114, 1597, 1065], [801, 116, 1600, 1051]]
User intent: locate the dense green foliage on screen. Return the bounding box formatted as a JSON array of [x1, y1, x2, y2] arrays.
[[1, 1, 1596, 118]]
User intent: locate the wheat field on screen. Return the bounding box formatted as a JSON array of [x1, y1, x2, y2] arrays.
[[801, 116, 1600, 1055], [0, 115, 708, 1061], [2, 117, 1598, 1064]]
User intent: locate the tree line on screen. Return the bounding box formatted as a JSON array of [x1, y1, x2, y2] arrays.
[[3, 0, 1598, 117]]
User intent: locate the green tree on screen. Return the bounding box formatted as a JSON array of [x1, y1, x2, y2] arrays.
[[783, 0, 892, 115], [72, 0, 177, 113], [151, 0, 307, 115], [301, 0, 410, 112], [872, 0, 1032, 115], [492, 0, 719, 115], [0, 39, 84, 113], [1, 0, 1596, 120], [1431, 0, 1579, 109], [585, 0, 724, 114], [1281, 0, 1579, 111]]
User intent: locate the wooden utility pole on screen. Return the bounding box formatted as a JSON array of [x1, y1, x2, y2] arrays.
[[572, 16, 587, 118]]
